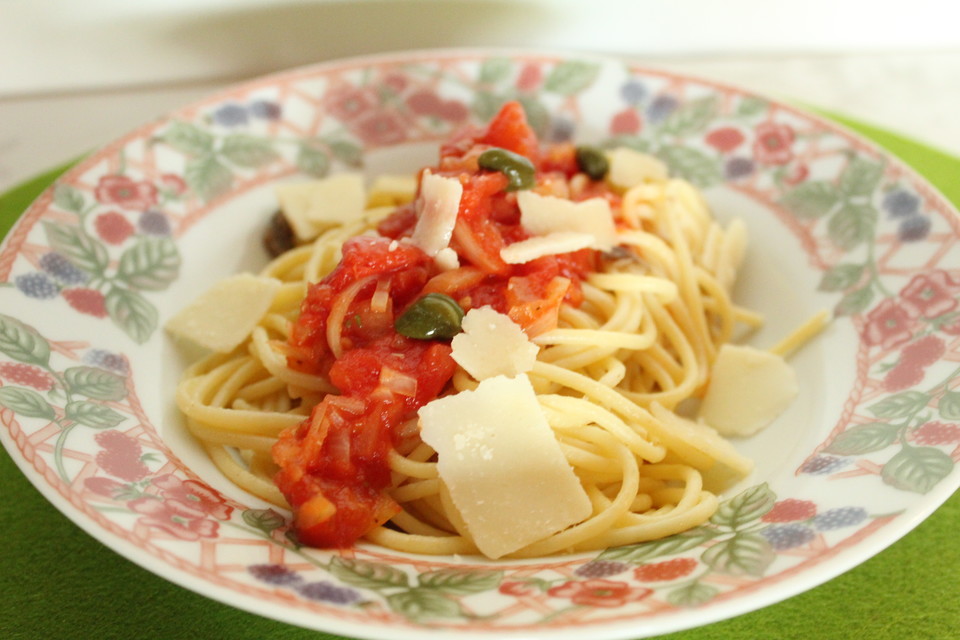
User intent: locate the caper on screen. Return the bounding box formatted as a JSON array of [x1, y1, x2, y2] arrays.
[[575, 145, 609, 181], [395, 293, 465, 340], [477, 147, 536, 191]]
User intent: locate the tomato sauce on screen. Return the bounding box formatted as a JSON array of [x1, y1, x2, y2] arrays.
[[273, 101, 605, 548]]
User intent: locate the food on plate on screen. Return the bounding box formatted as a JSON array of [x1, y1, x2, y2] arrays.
[[169, 101, 813, 558]]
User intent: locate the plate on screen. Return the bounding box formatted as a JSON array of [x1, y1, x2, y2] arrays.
[[1, 49, 958, 639]]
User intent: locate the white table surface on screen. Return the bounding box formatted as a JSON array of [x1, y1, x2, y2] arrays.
[[1, 50, 959, 194]]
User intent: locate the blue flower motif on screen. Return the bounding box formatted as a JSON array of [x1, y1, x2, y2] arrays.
[[620, 80, 648, 105], [248, 563, 302, 586], [15, 272, 59, 299], [647, 95, 679, 124], [882, 189, 920, 218], [761, 523, 816, 550], [39, 252, 89, 285], [549, 118, 575, 142], [898, 216, 931, 242], [800, 455, 850, 475], [812, 507, 868, 531], [83, 349, 130, 374], [212, 103, 249, 127], [138, 210, 172, 236], [249, 100, 282, 121], [296, 580, 360, 605], [724, 157, 754, 181]]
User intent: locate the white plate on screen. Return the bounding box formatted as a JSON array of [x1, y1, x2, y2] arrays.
[[1, 50, 958, 639]]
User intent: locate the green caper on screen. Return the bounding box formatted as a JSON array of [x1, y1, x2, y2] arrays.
[[395, 293, 465, 340], [575, 145, 609, 180], [477, 147, 536, 191]]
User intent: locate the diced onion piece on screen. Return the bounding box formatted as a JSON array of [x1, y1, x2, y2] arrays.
[[451, 307, 539, 380], [605, 148, 668, 191], [379, 366, 418, 398], [699, 344, 799, 437], [410, 170, 463, 257], [517, 190, 617, 250], [418, 374, 592, 559], [275, 174, 366, 241], [166, 274, 281, 352]]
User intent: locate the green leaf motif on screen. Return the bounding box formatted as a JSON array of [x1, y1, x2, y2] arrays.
[[328, 556, 410, 590], [736, 96, 768, 118], [242, 508, 286, 533], [710, 482, 776, 530], [701, 532, 775, 577], [517, 95, 550, 137], [220, 134, 279, 168], [818, 263, 865, 292], [825, 422, 900, 456], [839, 156, 884, 198], [116, 237, 181, 291], [105, 286, 158, 344], [937, 390, 960, 420], [881, 446, 954, 494], [63, 366, 127, 401], [53, 183, 86, 214], [544, 60, 600, 96], [296, 141, 331, 177], [659, 96, 719, 138], [604, 135, 653, 154], [385, 589, 462, 620], [657, 146, 722, 188], [418, 569, 503, 595], [471, 91, 503, 122], [42, 221, 109, 275], [598, 527, 715, 563], [833, 285, 874, 317], [329, 140, 364, 168], [0, 314, 51, 367], [827, 202, 878, 250], [478, 57, 512, 85], [163, 121, 215, 156], [185, 155, 234, 201], [868, 391, 929, 419], [666, 582, 719, 607], [65, 400, 125, 429], [780, 181, 840, 219], [0, 387, 55, 420]]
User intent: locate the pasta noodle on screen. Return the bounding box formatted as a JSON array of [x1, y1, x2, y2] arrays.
[[173, 102, 808, 558]]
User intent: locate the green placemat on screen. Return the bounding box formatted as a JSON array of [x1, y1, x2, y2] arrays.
[[1, 117, 958, 640]]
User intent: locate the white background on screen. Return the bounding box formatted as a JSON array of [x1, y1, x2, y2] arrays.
[[1, 0, 959, 191]]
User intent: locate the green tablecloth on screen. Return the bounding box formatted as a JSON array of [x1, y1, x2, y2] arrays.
[[1, 115, 958, 640]]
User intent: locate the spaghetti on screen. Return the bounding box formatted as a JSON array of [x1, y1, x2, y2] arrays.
[[174, 101, 803, 558]]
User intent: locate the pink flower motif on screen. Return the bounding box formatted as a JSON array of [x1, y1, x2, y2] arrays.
[[152, 474, 233, 520], [610, 108, 642, 135], [762, 498, 817, 523], [498, 580, 538, 596], [783, 162, 810, 186], [351, 110, 408, 146], [705, 127, 745, 153], [899, 271, 959, 319], [158, 173, 188, 196], [95, 431, 150, 482], [381, 73, 409, 94], [547, 579, 652, 608], [437, 100, 469, 123], [129, 496, 219, 541], [94, 211, 136, 245], [862, 298, 915, 350], [84, 476, 125, 498], [94, 175, 158, 210], [324, 84, 377, 122], [406, 90, 443, 116], [753, 121, 795, 165], [516, 63, 543, 92]]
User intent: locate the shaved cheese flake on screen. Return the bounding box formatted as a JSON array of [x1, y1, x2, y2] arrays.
[[275, 173, 366, 241], [517, 191, 617, 250], [699, 344, 799, 437], [166, 274, 281, 352], [418, 374, 592, 558], [500, 232, 595, 264], [605, 148, 668, 191], [410, 170, 463, 257], [434, 247, 460, 271], [451, 307, 539, 380]]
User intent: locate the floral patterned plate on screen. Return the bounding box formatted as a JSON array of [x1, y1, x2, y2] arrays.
[[1, 50, 958, 639]]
